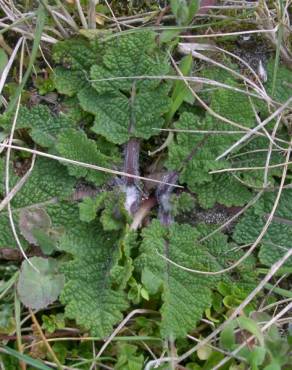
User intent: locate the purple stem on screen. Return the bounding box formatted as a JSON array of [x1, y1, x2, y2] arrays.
[[156, 171, 179, 226], [123, 138, 141, 215], [124, 138, 140, 187]]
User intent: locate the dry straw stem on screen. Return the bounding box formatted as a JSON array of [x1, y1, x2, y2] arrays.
[[104, 0, 122, 32], [247, 90, 285, 153], [216, 96, 292, 160], [259, 273, 288, 310], [179, 25, 278, 39], [88, 0, 97, 29], [156, 242, 252, 276], [263, 114, 282, 186], [0, 142, 182, 188], [4, 39, 36, 270], [259, 297, 292, 312], [0, 152, 36, 212], [89, 309, 157, 370], [40, 1, 69, 38], [29, 309, 62, 370], [256, 0, 292, 68], [157, 127, 288, 147], [209, 160, 292, 174], [89, 75, 268, 102], [178, 44, 270, 103], [0, 20, 57, 43], [0, 36, 23, 94], [75, 0, 88, 29], [54, 0, 79, 31], [168, 52, 288, 153]]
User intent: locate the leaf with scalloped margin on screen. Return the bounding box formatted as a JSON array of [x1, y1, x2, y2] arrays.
[[53, 37, 100, 70], [0, 105, 76, 148], [60, 221, 128, 338], [78, 84, 171, 144], [77, 31, 171, 144], [0, 158, 76, 249], [136, 220, 256, 338], [265, 60, 292, 104], [166, 112, 238, 186], [233, 189, 292, 267], [166, 78, 262, 207], [54, 67, 88, 97], [56, 128, 120, 185], [79, 192, 129, 231], [90, 31, 169, 93], [53, 37, 102, 98], [195, 174, 251, 209], [59, 96, 91, 123], [230, 136, 286, 188]]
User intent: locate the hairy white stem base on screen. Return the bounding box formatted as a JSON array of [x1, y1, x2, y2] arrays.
[[124, 185, 141, 215]]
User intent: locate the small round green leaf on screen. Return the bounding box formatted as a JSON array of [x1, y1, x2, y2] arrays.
[[0, 49, 8, 74], [17, 257, 65, 310]]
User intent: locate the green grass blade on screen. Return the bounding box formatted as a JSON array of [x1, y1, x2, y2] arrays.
[[271, 0, 284, 96], [0, 271, 19, 299], [0, 346, 52, 370], [265, 283, 292, 299], [6, 2, 46, 113]]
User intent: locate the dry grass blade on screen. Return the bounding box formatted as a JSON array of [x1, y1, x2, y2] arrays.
[[89, 75, 266, 101], [104, 0, 121, 32], [75, 0, 88, 29], [180, 26, 278, 39], [89, 309, 157, 370], [168, 52, 288, 151], [216, 96, 292, 160], [0, 152, 36, 212], [4, 39, 37, 271], [209, 160, 292, 174], [0, 142, 183, 188], [29, 309, 62, 370], [0, 36, 23, 94]]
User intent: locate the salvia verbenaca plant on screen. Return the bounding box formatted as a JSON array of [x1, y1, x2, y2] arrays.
[[0, 30, 291, 339]]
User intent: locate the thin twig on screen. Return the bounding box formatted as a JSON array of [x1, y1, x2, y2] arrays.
[[0, 142, 183, 188], [29, 309, 62, 370], [4, 39, 37, 271], [0, 36, 23, 94], [75, 0, 88, 29], [216, 96, 292, 160], [104, 0, 121, 32], [89, 309, 157, 370]]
